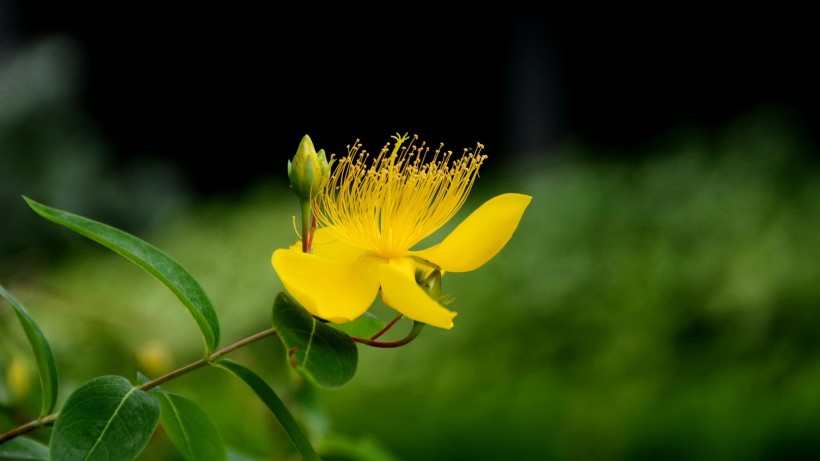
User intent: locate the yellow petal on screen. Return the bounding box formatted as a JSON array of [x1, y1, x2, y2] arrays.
[[379, 258, 457, 329], [311, 228, 365, 262], [410, 193, 532, 272], [272, 249, 380, 323], [289, 228, 364, 263]]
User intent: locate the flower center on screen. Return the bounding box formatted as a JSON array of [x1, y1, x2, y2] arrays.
[[315, 133, 486, 258]]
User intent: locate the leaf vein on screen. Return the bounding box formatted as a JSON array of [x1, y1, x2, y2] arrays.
[[166, 395, 196, 458], [302, 319, 318, 367], [82, 387, 138, 461]]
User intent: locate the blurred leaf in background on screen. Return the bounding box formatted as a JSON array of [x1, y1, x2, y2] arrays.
[[0, 37, 192, 276], [4, 102, 820, 460]]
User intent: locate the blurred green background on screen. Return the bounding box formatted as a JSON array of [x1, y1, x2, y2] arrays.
[[2, 4, 820, 461]]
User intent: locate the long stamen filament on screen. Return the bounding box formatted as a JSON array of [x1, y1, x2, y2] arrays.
[[315, 134, 486, 258]]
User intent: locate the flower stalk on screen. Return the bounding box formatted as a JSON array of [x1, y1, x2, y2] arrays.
[[287, 134, 331, 254], [299, 199, 312, 253], [352, 321, 425, 348], [0, 328, 279, 444]]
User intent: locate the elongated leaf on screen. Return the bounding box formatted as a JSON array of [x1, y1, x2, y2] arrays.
[[49, 375, 160, 461], [0, 436, 49, 461], [152, 389, 227, 461], [214, 359, 320, 461], [0, 284, 58, 416], [24, 197, 220, 352], [272, 292, 357, 389]]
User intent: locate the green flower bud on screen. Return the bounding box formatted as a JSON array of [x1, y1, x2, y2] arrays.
[[287, 134, 331, 200], [416, 266, 443, 300]]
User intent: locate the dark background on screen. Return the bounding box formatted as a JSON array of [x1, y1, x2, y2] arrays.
[[4, 5, 820, 460], [5, 3, 816, 195]]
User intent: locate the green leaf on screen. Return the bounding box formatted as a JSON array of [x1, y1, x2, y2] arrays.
[[0, 284, 59, 416], [135, 371, 151, 386], [319, 434, 401, 461], [0, 436, 49, 461], [48, 375, 160, 461], [214, 359, 321, 461], [226, 450, 267, 461], [152, 389, 227, 461], [23, 196, 220, 352], [328, 312, 386, 338], [272, 292, 358, 389]]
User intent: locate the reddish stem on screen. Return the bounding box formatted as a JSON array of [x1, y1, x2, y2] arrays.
[[307, 215, 317, 252], [288, 347, 300, 368], [369, 314, 403, 340], [352, 321, 425, 348]]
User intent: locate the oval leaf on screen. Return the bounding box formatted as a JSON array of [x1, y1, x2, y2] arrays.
[[0, 284, 59, 416], [23, 196, 220, 352], [271, 292, 358, 389], [152, 390, 227, 461], [49, 375, 160, 461], [0, 436, 49, 461], [214, 359, 320, 461]]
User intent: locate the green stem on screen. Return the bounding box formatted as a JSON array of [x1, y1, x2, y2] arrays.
[[0, 414, 57, 444], [0, 327, 279, 444], [138, 328, 278, 392]]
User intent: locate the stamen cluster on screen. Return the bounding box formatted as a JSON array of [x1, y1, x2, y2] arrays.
[[316, 133, 487, 258]]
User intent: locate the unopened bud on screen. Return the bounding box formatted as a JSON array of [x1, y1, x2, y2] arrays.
[[287, 134, 331, 200], [416, 266, 443, 300]]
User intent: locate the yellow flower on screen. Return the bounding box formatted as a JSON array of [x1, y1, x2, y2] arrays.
[[272, 133, 531, 329]]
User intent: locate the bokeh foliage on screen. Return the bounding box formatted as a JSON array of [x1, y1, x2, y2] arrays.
[[2, 107, 820, 460]]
